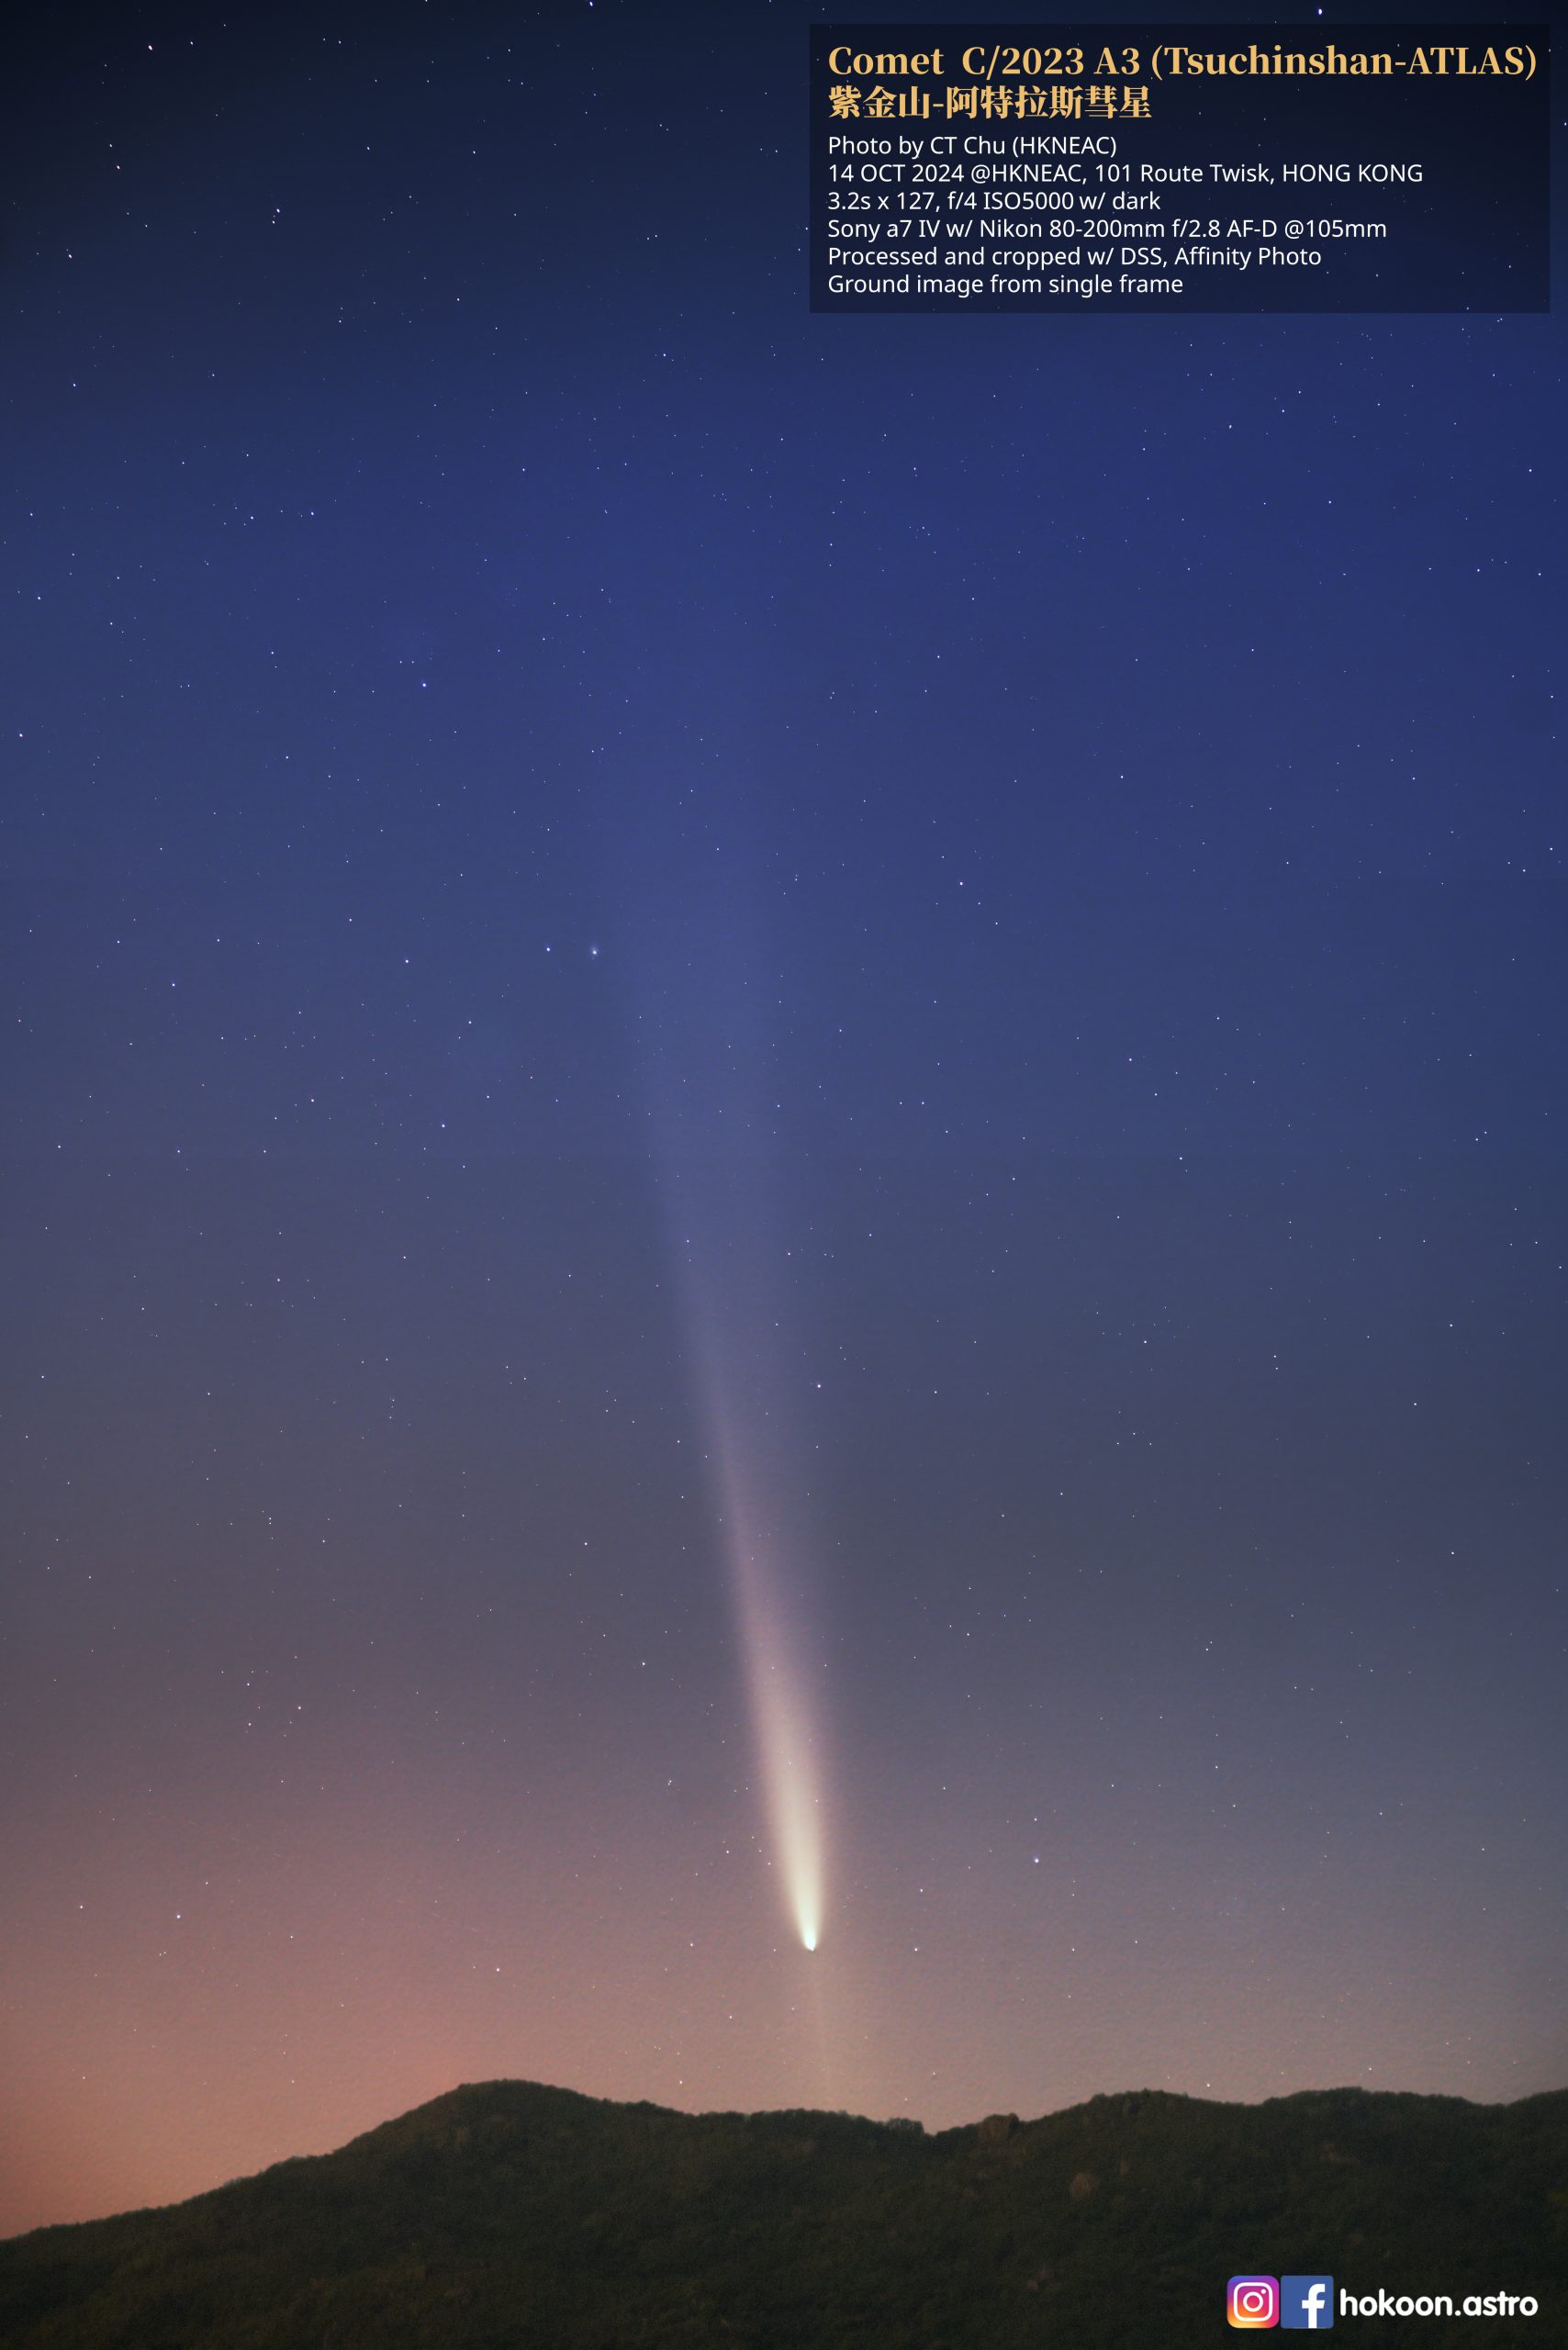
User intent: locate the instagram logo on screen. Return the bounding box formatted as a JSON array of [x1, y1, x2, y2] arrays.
[[1227, 2276, 1281, 2327]]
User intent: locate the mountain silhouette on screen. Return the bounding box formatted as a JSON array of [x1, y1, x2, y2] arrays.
[[2, 2078, 1564, 2345]]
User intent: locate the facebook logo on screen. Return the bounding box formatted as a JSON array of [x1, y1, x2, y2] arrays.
[[1281, 2276, 1334, 2330]]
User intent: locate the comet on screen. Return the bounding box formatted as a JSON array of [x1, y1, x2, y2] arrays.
[[654, 1168, 825, 1954], [698, 1355, 825, 1956], [625, 882, 828, 1957]]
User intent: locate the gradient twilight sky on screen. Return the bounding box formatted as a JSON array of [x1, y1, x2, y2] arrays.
[[2, 0, 1564, 2239]]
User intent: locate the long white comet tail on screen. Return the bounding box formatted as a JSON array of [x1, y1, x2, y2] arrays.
[[632, 902, 828, 1960], [724, 1488, 823, 1954], [649, 1108, 825, 1953]]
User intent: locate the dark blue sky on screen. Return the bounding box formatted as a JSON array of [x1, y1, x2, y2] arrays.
[[1, 0, 1562, 2232]]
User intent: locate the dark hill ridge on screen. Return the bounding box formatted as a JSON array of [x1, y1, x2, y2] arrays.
[[2, 2078, 1564, 2347]]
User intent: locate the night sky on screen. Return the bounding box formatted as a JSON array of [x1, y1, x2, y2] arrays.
[[3, 0, 1563, 2238]]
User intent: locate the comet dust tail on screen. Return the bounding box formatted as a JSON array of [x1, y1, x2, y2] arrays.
[[723, 1481, 824, 1956]]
